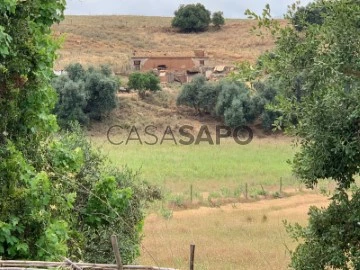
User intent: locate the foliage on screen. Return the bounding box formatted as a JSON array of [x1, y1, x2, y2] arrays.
[[176, 75, 221, 115], [84, 69, 118, 120], [52, 76, 89, 127], [53, 64, 118, 126], [177, 76, 260, 127], [0, 0, 159, 264], [216, 82, 256, 128], [128, 71, 161, 99], [247, 0, 360, 268], [252, 81, 282, 130], [212, 11, 225, 29], [285, 189, 360, 269], [177, 75, 205, 114], [66, 63, 85, 82], [291, 2, 327, 32], [171, 3, 211, 32]]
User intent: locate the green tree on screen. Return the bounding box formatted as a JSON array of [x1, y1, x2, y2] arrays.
[[53, 76, 89, 127], [171, 3, 211, 32], [0, 0, 158, 263], [216, 82, 256, 128], [212, 11, 225, 29], [247, 0, 360, 268], [66, 63, 85, 82], [128, 71, 161, 99], [84, 70, 118, 120], [177, 75, 206, 114], [252, 81, 282, 130], [53, 64, 118, 125], [291, 2, 327, 32]]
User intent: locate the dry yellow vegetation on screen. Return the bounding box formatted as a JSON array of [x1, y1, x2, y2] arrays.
[[53, 16, 285, 73], [139, 193, 329, 270]]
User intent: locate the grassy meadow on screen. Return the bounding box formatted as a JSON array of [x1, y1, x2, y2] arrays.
[[90, 136, 297, 195]]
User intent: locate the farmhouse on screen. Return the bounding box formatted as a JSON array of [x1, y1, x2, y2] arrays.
[[131, 50, 208, 72]]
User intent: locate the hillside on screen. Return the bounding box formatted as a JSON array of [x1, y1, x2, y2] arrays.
[[53, 16, 286, 73]]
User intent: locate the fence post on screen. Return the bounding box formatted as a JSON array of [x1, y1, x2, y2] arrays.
[[190, 184, 193, 203], [245, 183, 248, 200], [111, 235, 124, 270], [190, 244, 195, 270]]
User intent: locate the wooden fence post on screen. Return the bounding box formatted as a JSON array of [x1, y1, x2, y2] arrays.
[[111, 235, 124, 270], [190, 244, 195, 270], [245, 183, 248, 200], [190, 184, 193, 203]]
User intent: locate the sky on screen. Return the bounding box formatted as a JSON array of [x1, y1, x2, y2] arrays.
[[65, 0, 314, 19]]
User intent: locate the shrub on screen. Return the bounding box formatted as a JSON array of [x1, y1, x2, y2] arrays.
[[216, 82, 257, 128], [171, 3, 211, 32], [53, 64, 119, 126], [198, 82, 221, 115], [66, 63, 85, 82], [291, 2, 327, 31], [252, 81, 281, 130], [212, 11, 225, 29], [84, 72, 118, 120], [128, 71, 161, 99], [53, 76, 89, 127], [0, 1, 160, 264], [177, 75, 205, 114], [177, 75, 221, 115]]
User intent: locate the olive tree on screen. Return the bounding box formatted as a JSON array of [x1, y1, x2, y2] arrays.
[[212, 11, 225, 29], [171, 3, 211, 32]]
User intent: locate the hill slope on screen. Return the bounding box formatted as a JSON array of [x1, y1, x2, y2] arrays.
[[53, 16, 284, 73]]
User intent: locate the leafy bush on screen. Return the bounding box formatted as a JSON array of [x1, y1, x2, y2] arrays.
[[252, 81, 281, 130], [177, 75, 221, 115], [66, 63, 85, 82], [212, 11, 225, 29], [291, 2, 327, 31], [249, 1, 360, 268], [128, 71, 161, 99], [177, 75, 205, 114], [216, 82, 256, 128], [178, 77, 261, 127], [171, 3, 211, 32], [1, 0, 161, 264], [84, 71, 118, 120], [0, 125, 161, 263], [53, 64, 118, 126], [53, 76, 89, 127]]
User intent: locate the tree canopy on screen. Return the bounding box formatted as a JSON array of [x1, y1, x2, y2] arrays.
[[291, 1, 327, 31], [128, 71, 161, 98], [0, 0, 158, 263], [212, 11, 225, 29], [245, 0, 360, 268]]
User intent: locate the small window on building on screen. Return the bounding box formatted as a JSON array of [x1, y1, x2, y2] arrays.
[[157, 65, 167, 70], [134, 60, 141, 70], [199, 60, 205, 66]]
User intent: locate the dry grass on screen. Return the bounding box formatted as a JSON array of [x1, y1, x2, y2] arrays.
[[53, 16, 287, 73], [138, 193, 329, 270]]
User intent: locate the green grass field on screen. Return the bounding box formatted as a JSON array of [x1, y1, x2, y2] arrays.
[[91, 135, 297, 194]]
